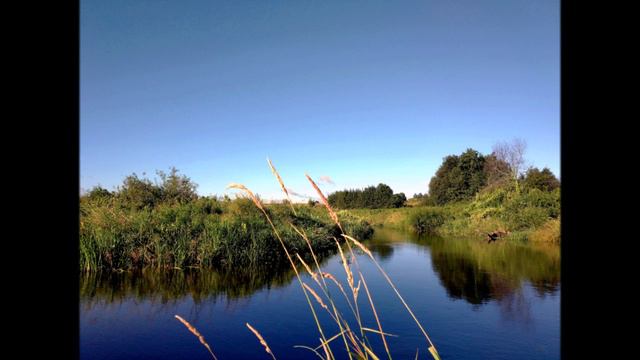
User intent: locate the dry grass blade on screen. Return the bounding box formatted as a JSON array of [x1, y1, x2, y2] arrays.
[[292, 345, 326, 360], [174, 315, 218, 360], [335, 239, 354, 291], [354, 236, 441, 357], [342, 234, 373, 257], [296, 253, 319, 283], [313, 330, 347, 351], [246, 323, 277, 360], [362, 343, 382, 360], [346, 330, 366, 359], [230, 182, 335, 359], [323, 272, 346, 295], [320, 338, 331, 360], [428, 346, 441, 360], [305, 173, 342, 231], [303, 283, 329, 311], [361, 328, 398, 337], [267, 158, 297, 215], [290, 222, 354, 360], [415, 348, 420, 360], [360, 273, 391, 360], [226, 183, 265, 212], [353, 280, 361, 301]]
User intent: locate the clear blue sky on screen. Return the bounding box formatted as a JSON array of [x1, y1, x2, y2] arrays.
[[81, 0, 559, 201]]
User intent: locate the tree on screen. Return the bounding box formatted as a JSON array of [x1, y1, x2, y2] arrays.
[[483, 153, 512, 189], [156, 167, 198, 204], [492, 139, 527, 193], [327, 183, 405, 209], [428, 149, 487, 205], [521, 167, 560, 191], [84, 186, 113, 202], [117, 174, 162, 210], [411, 193, 434, 206], [391, 192, 407, 208]]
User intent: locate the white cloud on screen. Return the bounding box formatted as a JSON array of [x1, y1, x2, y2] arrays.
[[318, 175, 335, 185]]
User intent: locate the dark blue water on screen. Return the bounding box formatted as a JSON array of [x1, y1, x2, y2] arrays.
[[80, 228, 560, 359]]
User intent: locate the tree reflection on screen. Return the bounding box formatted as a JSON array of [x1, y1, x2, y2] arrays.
[[80, 264, 299, 309], [425, 236, 560, 312]]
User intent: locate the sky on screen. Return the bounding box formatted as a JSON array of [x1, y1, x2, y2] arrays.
[[81, 0, 559, 201]]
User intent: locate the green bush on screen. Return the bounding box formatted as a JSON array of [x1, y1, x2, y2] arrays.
[[409, 208, 447, 235], [501, 188, 560, 230]]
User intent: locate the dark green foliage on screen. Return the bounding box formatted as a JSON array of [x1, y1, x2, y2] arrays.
[[521, 167, 560, 192], [327, 183, 406, 209], [109, 167, 199, 210], [85, 186, 113, 201], [429, 149, 487, 205], [391, 192, 407, 208], [156, 167, 199, 204], [116, 174, 162, 210], [409, 208, 447, 235]]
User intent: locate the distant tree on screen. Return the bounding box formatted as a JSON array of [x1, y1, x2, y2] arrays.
[[84, 186, 113, 202], [156, 167, 198, 204], [428, 149, 487, 205], [483, 153, 512, 190], [117, 174, 162, 210], [412, 193, 435, 206], [328, 183, 405, 209], [521, 167, 560, 192], [308, 199, 318, 207], [492, 139, 527, 192], [391, 192, 407, 208]]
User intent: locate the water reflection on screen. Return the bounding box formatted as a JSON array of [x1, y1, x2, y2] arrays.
[[80, 264, 298, 309], [82, 229, 560, 313], [365, 228, 560, 308], [81, 229, 560, 360], [423, 236, 560, 304]]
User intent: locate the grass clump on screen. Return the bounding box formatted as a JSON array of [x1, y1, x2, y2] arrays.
[[408, 208, 447, 235], [529, 218, 561, 244]]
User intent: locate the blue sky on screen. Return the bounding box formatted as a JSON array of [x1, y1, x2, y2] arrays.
[[81, 0, 559, 201]]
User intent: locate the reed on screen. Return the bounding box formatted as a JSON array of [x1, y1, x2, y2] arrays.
[[172, 160, 441, 359], [246, 323, 277, 360], [174, 315, 218, 360]]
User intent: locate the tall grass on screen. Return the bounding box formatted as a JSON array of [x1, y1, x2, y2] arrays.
[[80, 197, 373, 271], [175, 159, 442, 360]]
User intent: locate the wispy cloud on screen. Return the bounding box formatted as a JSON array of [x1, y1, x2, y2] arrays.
[[318, 175, 335, 185], [286, 187, 316, 200]]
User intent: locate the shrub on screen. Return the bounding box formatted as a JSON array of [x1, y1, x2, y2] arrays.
[[501, 188, 560, 230], [409, 208, 446, 235], [529, 218, 561, 243]]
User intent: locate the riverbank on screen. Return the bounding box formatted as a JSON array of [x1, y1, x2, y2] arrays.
[[346, 185, 560, 244], [80, 198, 373, 271]]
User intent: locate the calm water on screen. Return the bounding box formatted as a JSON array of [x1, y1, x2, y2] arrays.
[[80, 228, 560, 359]]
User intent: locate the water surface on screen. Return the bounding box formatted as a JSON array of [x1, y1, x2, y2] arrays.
[[80, 228, 560, 359]]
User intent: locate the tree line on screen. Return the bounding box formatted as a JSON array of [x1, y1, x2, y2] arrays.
[[419, 140, 559, 206], [82, 167, 200, 210], [327, 183, 406, 209]]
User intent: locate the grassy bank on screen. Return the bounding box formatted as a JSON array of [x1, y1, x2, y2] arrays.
[[346, 184, 560, 244], [80, 198, 373, 271]]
